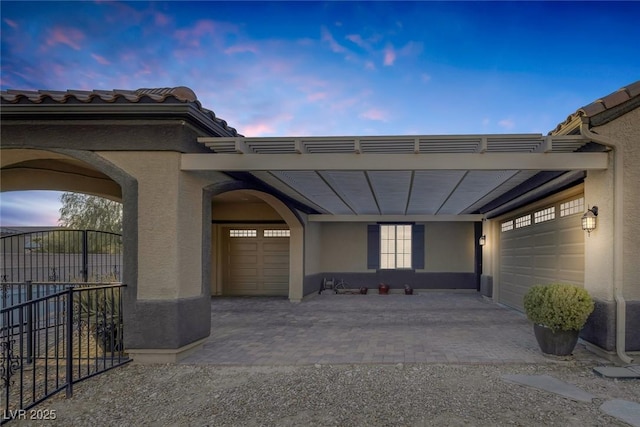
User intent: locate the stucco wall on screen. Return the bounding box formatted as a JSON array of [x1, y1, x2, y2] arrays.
[[304, 221, 322, 276], [424, 222, 475, 273], [316, 222, 475, 273], [592, 107, 640, 300], [211, 201, 283, 221], [97, 151, 207, 300]]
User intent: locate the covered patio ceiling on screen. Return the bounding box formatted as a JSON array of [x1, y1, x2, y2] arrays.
[[184, 134, 608, 219]]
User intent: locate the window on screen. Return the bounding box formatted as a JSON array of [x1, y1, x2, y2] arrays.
[[560, 197, 584, 217], [501, 220, 514, 232], [380, 224, 412, 269], [534, 207, 555, 224], [515, 215, 531, 228], [229, 229, 257, 237], [263, 229, 290, 237]]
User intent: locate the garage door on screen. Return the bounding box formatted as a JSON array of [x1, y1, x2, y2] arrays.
[[223, 227, 289, 296], [499, 195, 585, 311]]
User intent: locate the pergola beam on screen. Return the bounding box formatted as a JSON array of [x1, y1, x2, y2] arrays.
[[181, 152, 608, 171], [308, 214, 484, 222]]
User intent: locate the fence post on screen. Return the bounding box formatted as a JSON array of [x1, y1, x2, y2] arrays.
[[65, 286, 74, 398], [82, 231, 89, 283], [26, 280, 33, 365]]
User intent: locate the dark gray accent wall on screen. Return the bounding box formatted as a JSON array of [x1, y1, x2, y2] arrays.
[[125, 295, 212, 349], [480, 275, 493, 298], [305, 271, 477, 295], [580, 299, 640, 352]]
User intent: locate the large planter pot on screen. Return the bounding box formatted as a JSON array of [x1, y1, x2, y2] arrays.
[[533, 324, 579, 356]]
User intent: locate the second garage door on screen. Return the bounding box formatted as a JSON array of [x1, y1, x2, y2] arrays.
[[223, 227, 290, 296], [499, 194, 585, 311]]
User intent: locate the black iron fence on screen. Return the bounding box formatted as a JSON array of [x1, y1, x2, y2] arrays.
[[1, 283, 128, 423], [0, 230, 122, 285]]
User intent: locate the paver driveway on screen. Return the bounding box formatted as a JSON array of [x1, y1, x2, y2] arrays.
[[180, 291, 595, 366]]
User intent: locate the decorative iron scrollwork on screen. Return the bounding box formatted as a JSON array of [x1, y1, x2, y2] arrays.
[[1, 339, 22, 387]]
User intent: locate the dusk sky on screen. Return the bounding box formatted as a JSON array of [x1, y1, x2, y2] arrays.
[[1, 1, 639, 226]]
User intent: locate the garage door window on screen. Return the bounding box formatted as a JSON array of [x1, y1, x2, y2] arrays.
[[229, 229, 257, 237], [534, 207, 555, 224], [560, 197, 584, 217], [515, 215, 531, 229], [264, 229, 290, 237]]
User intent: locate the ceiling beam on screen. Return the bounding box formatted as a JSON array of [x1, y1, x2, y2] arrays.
[[182, 152, 608, 171], [307, 214, 484, 222]]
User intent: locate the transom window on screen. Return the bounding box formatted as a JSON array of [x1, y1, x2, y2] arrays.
[[380, 224, 412, 269]]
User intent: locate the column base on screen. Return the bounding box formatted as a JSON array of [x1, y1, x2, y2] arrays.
[[128, 338, 206, 364]]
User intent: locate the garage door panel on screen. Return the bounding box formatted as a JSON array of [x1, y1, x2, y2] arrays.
[[499, 195, 585, 311], [224, 226, 290, 296]]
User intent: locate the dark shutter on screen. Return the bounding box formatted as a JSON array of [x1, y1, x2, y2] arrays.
[[412, 224, 425, 269], [367, 224, 380, 269]]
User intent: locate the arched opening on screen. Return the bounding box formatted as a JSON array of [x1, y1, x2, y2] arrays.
[[208, 187, 304, 302]]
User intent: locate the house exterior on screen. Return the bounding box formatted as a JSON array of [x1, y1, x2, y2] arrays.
[[1, 82, 638, 363]]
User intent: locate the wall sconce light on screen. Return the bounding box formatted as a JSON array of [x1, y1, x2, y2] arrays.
[[581, 206, 598, 236], [479, 235, 486, 246]]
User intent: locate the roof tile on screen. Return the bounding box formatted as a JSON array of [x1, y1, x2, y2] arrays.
[[1, 86, 240, 136]]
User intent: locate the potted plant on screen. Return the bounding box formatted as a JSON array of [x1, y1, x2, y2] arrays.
[[523, 283, 594, 356]]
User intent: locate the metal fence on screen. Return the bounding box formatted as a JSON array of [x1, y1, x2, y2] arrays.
[[0, 283, 128, 422], [0, 230, 123, 285]]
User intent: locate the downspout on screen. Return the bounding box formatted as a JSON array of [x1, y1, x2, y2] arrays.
[[580, 117, 633, 365]]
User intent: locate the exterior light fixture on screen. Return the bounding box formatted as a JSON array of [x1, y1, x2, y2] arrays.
[[479, 235, 486, 246], [581, 206, 598, 236]]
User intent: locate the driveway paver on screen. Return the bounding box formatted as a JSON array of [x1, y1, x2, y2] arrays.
[[180, 291, 601, 366]]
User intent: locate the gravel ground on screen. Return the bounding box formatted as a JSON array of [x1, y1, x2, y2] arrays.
[[13, 360, 640, 426]]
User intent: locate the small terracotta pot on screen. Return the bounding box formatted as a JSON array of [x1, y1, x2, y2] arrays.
[[378, 283, 390, 295]]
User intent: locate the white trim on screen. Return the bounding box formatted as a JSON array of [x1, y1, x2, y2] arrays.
[[182, 152, 607, 171]]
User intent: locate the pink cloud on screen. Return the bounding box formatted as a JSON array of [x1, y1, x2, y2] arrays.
[[307, 92, 327, 102], [321, 26, 346, 53], [242, 122, 275, 137], [360, 108, 387, 121], [383, 45, 396, 66], [45, 27, 85, 50], [346, 34, 370, 50], [155, 12, 170, 26], [224, 44, 258, 55], [4, 18, 18, 29], [91, 53, 111, 65]]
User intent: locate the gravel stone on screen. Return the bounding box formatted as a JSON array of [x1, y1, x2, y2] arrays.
[[14, 361, 640, 426]]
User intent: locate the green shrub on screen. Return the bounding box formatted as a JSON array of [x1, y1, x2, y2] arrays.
[[523, 283, 594, 332]]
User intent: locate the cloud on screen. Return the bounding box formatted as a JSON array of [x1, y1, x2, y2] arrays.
[[91, 53, 111, 65], [421, 73, 431, 82], [321, 26, 347, 53], [365, 61, 376, 70], [360, 108, 388, 121], [45, 26, 85, 50], [346, 34, 370, 50], [4, 18, 18, 29], [224, 44, 258, 55], [383, 45, 396, 66], [307, 92, 327, 102], [498, 118, 516, 130], [154, 12, 170, 27]]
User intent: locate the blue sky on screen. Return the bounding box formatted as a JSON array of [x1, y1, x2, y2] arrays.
[[1, 1, 639, 226]]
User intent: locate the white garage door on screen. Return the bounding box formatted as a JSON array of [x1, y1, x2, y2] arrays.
[[223, 227, 289, 296], [499, 195, 585, 311]]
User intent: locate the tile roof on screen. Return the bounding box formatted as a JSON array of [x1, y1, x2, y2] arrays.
[[550, 80, 640, 134], [0, 86, 241, 136]]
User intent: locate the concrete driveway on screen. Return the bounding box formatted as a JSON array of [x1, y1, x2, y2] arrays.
[[180, 291, 597, 366]]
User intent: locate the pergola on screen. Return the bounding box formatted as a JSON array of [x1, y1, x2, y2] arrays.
[[183, 134, 607, 220]]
